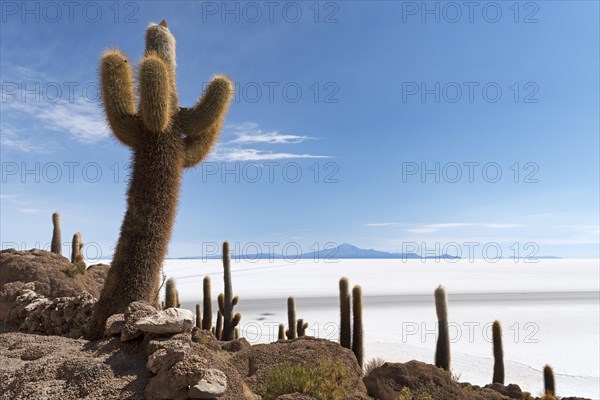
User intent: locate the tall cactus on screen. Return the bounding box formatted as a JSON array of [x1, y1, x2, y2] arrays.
[[195, 303, 201, 328], [297, 319, 308, 337], [219, 241, 241, 341], [87, 20, 233, 339], [202, 276, 212, 330], [543, 365, 555, 395], [351, 285, 363, 368], [492, 320, 504, 384], [286, 296, 297, 339], [51, 212, 61, 255], [165, 278, 178, 308], [339, 277, 351, 349], [434, 285, 450, 371]]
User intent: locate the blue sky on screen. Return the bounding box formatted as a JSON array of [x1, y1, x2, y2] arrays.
[[1, 1, 598, 260]]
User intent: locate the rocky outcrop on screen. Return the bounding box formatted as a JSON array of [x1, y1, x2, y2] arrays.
[[231, 336, 367, 398], [0, 248, 108, 319], [364, 361, 487, 400], [4, 286, 96, 338], [135, 308, 195, 335]]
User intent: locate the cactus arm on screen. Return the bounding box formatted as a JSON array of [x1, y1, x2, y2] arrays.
[[179, 76, 234, 168], [178, 76, 233, 137], [139, 53, 174, 134], [100, 50, 139, 147]]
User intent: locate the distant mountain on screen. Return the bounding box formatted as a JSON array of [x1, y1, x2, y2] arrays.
[[177, 243, 461, 260]]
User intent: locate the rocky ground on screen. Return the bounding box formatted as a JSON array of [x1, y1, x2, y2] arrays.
[[0, 249, 591, 400]]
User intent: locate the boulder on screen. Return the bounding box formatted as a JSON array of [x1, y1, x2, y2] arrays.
[[135, 308, 195, 335]]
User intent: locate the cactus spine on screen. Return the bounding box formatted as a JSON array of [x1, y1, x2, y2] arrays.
[[286, 296, 297, 339], [339, 277, 351, 349], [195, 304, 201, 328], [278, 323, 285, 340], [88, 20, 233, 339], [351, 285, 363, 368], [219, 241, 241, 341], [544, 365, 555, 395], [202, 276, 212, 330], [51, 212, 61, 255], [434, 285, 450, 372], [297, 319, 308, 337], [165, 278, 178, 308], [492, 320, 504, 384]]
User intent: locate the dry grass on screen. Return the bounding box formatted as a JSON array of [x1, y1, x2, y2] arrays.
[[260, 358, 355, 400]]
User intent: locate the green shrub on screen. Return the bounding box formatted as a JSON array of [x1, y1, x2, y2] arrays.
[[260, 359, 354, 400]]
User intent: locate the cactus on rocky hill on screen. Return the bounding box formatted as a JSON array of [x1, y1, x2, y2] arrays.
[[87, 20, 233, 339], [202, 276, 212, 330], [351, 285, 363, 368], [51, 212, 61, 255], [219, 241, 241, 341], [339, 277, 351, 349]]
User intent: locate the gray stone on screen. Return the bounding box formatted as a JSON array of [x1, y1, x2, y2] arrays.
[[135, 308, 195, 335], [188, 369, 227, 399], [121, 301, 156, 342], [105, 313, 125, 336], [146, 342, 189, 374]]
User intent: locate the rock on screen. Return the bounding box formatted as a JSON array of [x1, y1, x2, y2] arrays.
[[0, 249, 108, 320], [188, 369, 228, 399], [144, 332, 192, 356], [220, 338, 251, 353], [135, 308, 195, 335], [364, 361, 480, 400], [105, 313, 125, 336], [147, 342, 189, 374], [144, 367, 188, 400], [4, 288, 96, 338], [121, 301, 156, 342], [231, 336, 366, 398], [192, 327, 218, 344], [482, 383, 528, 399]]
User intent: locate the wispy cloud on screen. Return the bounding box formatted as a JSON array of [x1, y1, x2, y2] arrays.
[[210, 148, 330, 162], [210, 122, 330, 161], [229, 122, 313, 144], [5, 99, 109, 144]]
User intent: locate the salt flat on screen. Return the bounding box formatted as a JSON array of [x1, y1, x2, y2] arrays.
[[115, 258, 599, 399]]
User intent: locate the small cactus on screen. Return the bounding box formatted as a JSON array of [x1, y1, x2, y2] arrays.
[[286, 296, 297, 339], [71, 232, 81, 263], [492, 320, 504, 384], [434, 285, 450, 371], [202, 276, 212, 330], [219, 241, 241, 341], [51, 212, 61, 255], [278, 323, 285, 340], [544, 364, 555, 395], [297, 319, 309, 337], [234, 328, 239, 340], [165, 278, 178, 308], [215, 310, 223, 340], [195, 303, 201, 328], [351, 285, 363, 368], [339, 277, 351, 349]]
